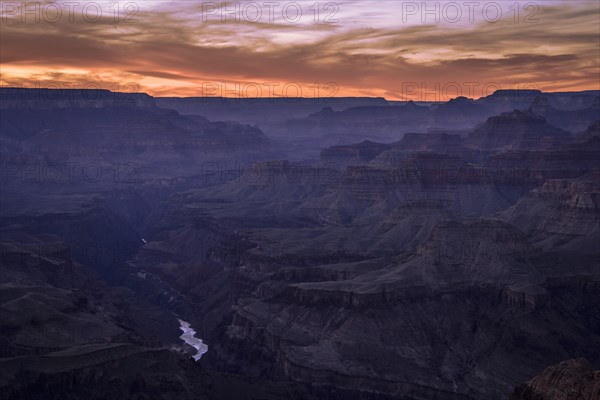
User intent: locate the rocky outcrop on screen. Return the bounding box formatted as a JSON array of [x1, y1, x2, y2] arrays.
[[501, 171, 600, 252], [0, 195, 143, 276], [0, 235, 316, 400], [468, 110, 569, 151], [485, 136, 600, 184], [576, 120, 600, 142], [212, 216, 600, 400], [0, 343, 317, 400], [529, 95, 600, 132], [433, 96, 493, 128], [512, 358, 600, 400]]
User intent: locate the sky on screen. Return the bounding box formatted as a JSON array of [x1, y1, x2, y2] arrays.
[[1, 0, 599, 100]]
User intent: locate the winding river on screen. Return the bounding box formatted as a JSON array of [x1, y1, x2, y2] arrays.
[[178, 319, 208, 361]]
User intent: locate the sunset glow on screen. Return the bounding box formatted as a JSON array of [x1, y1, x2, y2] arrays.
[[1, 0, 599, 99]]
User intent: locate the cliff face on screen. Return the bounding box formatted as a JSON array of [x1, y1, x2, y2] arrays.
[[512, 358, 600, 400], [433, 96, 493, 128], [0, 193, 144, 277], [577, 120, 600, 142], [134, 134, 598, 400], [476, 90, 543, 112], [142, 166, 598, 399], [0, 343, 318, 400], [0, 88, 157, 109], [0, 89, 270, 162], [0, 210, 317, 400], [218, 244, 599, 400], [486, 136, 600, 182], [529, 95, 600, 132], [501, 171, 600, 252], [468, 110, 570, 151]]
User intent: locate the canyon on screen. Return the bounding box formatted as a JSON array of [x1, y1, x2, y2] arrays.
[[1, 88, 598, 399]]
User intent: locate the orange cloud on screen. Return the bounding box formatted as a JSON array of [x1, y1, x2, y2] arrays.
[[1, 1, 598, 99]]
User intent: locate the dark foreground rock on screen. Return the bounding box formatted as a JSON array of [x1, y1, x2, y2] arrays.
[[512, 358, 600, 400]]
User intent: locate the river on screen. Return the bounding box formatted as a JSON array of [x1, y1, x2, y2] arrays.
[[178, 319, 208, 361]]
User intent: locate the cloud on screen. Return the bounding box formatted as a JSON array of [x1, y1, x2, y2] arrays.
[[1, 0, 598, 99]]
